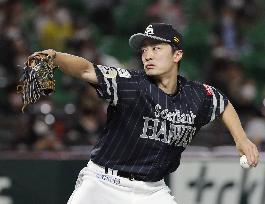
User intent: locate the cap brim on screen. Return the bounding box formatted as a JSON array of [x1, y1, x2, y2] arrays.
[[129, 33, 170, 51]]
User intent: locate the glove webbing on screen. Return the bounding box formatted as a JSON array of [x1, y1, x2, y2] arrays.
[[17, 58, 56, 112]]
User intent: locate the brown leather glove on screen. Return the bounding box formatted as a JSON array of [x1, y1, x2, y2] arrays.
[[17, 51, 58, 112]]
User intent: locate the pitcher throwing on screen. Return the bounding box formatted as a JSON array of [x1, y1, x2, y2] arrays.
[[26, 23, 259, 204]]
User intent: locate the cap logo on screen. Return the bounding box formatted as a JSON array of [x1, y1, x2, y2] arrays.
[[145, 25, 154, 35], [173, 36, 179, 43]]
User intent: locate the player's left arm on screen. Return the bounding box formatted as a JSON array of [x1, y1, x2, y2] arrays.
[[221, 102, 259, 167]]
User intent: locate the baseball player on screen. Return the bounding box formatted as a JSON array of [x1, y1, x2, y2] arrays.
[[28, 23, 259, 204]]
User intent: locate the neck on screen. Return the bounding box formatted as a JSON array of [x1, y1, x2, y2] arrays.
[[154, 71, 178, 95]]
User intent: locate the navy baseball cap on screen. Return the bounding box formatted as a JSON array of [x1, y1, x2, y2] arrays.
[[129, 23, 183, 51]]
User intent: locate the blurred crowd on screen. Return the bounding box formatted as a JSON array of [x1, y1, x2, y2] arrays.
[[0, 0, 264, 151]]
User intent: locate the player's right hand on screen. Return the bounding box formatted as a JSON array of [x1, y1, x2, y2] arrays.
[[236, 137, 259, 167]]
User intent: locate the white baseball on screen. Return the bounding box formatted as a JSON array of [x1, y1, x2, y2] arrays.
[[240, 155, 251, 169]]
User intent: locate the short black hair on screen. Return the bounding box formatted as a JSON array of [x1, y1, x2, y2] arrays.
[[170, 43, 179, 52]]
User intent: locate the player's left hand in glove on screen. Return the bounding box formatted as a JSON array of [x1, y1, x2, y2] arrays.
[[17, 49, 58, 112]]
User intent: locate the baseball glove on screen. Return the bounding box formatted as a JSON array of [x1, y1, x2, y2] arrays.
[[17, 51, 58, 112]]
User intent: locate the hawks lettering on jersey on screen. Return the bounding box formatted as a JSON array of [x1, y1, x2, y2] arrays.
[[140, 104, 197, 148]]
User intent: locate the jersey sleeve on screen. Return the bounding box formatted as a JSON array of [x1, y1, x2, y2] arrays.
[[93, 64, 139, 106], [200, 84, 229, 126]]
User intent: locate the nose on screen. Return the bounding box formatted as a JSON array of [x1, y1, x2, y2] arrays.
[[143, 49, 153, 62]]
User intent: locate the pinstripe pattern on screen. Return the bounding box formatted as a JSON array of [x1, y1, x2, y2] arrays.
[[90, 65, 229, 182], [106, 96, 143, 166]]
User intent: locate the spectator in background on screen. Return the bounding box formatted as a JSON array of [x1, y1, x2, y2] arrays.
[[246, 86, 265, 151], [227, 62, 257, 115], [210, 1, 260, 61], [246, 88, 265, 150], [0, 34, 17, 87], [63, 109, 102, 147], [147, 0, 186, 31], [211, 6, 250, 60], [34, 0, 73, 51], [78, 85, 107, 128], [207, 60, 258, 117], [32, 115, 61, 151], [14, 37, 31, 67], [0, 0, 24, 85], [29, 99, 63, 151], [76, 38, 122, 68], [82, 0, 117, 34], [70, 17, 92, 44], [63, 85, 107, 147], [0, 83, 31, 150], [246, 117, 265, 150]]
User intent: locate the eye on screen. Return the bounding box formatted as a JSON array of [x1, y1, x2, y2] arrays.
[[153, 46, 161, 51], [141, 48, 147, 53]]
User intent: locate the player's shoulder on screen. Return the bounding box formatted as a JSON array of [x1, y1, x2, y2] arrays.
[[179, 75, 203, 89], [182, 76, 214, 96]]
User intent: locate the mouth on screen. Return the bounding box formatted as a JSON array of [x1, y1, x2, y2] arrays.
[[145, 64, 155, 70]]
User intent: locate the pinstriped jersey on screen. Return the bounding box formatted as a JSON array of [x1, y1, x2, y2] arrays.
[[90, 64, 229, 182]]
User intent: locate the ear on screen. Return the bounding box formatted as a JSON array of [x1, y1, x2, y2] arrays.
[[173, 50, 183, 63]]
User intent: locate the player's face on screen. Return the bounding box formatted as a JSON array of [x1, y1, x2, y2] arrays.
[[141, 40, 182, 77]]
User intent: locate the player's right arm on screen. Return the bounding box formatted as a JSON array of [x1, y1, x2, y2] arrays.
[[28, 49, 98, 84], [221, 102, 259, 167], [199, 84, 259, 166]]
